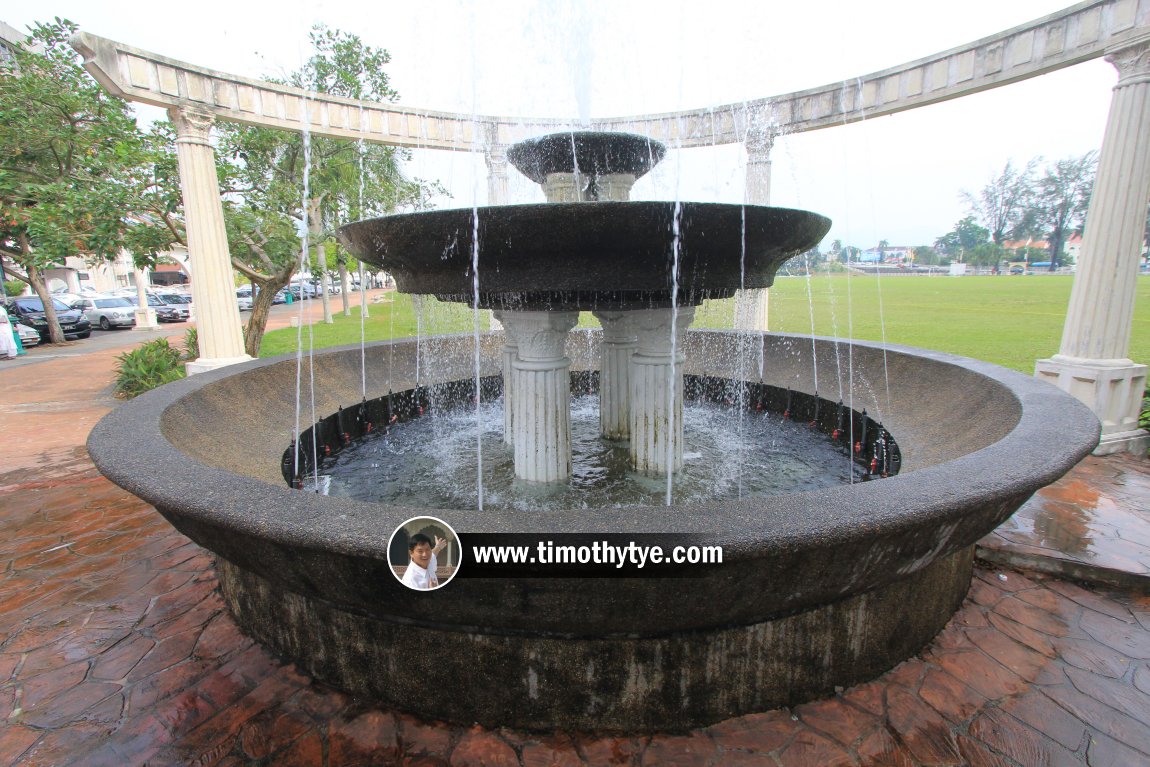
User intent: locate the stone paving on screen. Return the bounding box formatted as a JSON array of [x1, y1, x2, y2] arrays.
[[2, 332, 1150, 766]]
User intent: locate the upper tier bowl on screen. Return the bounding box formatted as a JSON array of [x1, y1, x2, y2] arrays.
[[337, 202, 831, 309]]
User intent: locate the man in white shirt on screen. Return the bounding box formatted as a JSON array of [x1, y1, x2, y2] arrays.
[[400, 533, 448, 589]]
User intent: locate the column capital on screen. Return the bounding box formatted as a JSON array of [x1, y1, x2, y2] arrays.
[[745, 125, 777, 163], [631, 307, 696, 356], [592, 310, 638, 342], [168, 107, 216, 146], [485, 143, 508, 172], [501, 310, 578, 362], [1105, 40, 1150, 86]]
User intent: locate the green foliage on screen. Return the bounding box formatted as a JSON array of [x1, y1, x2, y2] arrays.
[[962, 159, 1039, 245], [0, 19, 183, 343], [213, 25, 443, 356], [183, 327, 198, 361], [934, 217, 989, 259], [0, 20, 181, 267], [114, 338, 186, 398], [1035, 153, 1096, 269], [2, 280, 24, 297]]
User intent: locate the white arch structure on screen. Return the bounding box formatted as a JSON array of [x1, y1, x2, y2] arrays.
[[72, 0, 1150, 453]]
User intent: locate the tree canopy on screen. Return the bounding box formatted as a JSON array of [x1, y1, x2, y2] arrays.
[[0, 19, 181, 341], [215, 25, 437, 356]]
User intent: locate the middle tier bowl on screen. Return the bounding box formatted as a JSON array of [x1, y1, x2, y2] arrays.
[[336, 202, 831, 310]]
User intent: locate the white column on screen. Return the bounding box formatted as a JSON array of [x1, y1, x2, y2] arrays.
[[629, 307, 696, 475], [133, 267, 160, 330], [592, 310, 637, 440], [493, 310, 517, 445], [1035, 42, 1150, 455], [734, 125, 776, 333], [502, 311, 579, 482], [485, 142, 509, 206], [595, 174, 637, 202], [169, 108, 251, 374]]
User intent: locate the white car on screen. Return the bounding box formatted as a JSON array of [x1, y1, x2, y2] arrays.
[[236, 291, 253, 311], [73, 295, 137, 330]]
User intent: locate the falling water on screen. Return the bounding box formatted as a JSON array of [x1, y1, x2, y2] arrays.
[[470, 196, 485, 511], [357, 106, 368, 401], [666, 197, 683, 506], [296, 95, 320, 491]]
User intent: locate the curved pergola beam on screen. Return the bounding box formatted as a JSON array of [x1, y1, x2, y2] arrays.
[[71, 0, 1150, 150]]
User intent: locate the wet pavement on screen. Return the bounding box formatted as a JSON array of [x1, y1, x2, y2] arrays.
[[980, 453, 1150, 590], [2, 326, 1150, 766]]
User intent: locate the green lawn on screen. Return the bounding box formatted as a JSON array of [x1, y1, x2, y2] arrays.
[[260, 275, 1150, 374]]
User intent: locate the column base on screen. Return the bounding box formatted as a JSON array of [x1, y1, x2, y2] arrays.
[[133, 309, 161, 331], [1094, 428, 1150, 456], [186, 355, 253, 376], [1035, 357, 1147, 455]]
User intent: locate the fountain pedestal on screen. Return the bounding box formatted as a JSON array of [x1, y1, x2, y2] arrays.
[[630, 307, 696, 474], [502, 311, 580, 482]]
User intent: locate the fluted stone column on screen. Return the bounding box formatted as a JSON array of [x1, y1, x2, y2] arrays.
[[630, 307, 696, 474], [169, 108, 251, 374], [592, 311, 638, 440], [1035, 42, 1150, 455], [502, 311, 579, 482], [734, 125, 776, 333], [492, 310, 517, 445]]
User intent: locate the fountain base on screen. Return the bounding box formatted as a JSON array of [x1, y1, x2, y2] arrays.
[[217, 546, 972, 732], [87, 332, 1099, 735]]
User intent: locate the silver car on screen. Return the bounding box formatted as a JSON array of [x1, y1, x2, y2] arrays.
[[154, 292, 192, 320], [74, 296, 137, 330]]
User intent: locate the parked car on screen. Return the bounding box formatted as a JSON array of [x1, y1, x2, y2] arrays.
[[5, 296, 91, 341], [124, 294, 183, 322], [14, 321, 40, 348], [153, 292, 191, 321], [72, 296, 137, 330], [237, 291, 253, 311]]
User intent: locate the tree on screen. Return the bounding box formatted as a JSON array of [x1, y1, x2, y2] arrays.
[[215, 25, 432, 356], [934, 217, 989, 261], [1032, 153, 1096, 271], [0, 20, 180, 342], [962, 159, 1039, 245], [912, 245, 940, 265]]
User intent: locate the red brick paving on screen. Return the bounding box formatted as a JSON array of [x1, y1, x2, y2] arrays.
[[3, 336, 1150, 765]]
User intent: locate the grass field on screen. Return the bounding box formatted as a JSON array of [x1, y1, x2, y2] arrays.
[[260, 274, 1150, 374]]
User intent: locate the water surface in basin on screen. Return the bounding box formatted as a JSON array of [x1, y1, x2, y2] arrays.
[[319, 395, 864, 511]]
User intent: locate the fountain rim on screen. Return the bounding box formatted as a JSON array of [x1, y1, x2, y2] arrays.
[[87, 331, 1099, 566]]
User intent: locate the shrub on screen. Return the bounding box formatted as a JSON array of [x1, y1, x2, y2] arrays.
[[183, 327, 199, 361], [114, 338, 186, 398]]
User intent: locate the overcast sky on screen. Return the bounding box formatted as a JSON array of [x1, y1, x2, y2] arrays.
[[0, 0, 1120, 248]]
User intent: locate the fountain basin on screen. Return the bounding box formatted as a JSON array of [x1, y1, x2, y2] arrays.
[[87, 331, 1098, 730], [336, 203, 831, 309]]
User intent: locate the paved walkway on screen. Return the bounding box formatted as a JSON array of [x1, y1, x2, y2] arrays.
[[2, 323, 1149, 766]]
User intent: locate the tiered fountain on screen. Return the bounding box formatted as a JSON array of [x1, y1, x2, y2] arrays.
[[88, 131, 1099, 731]]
